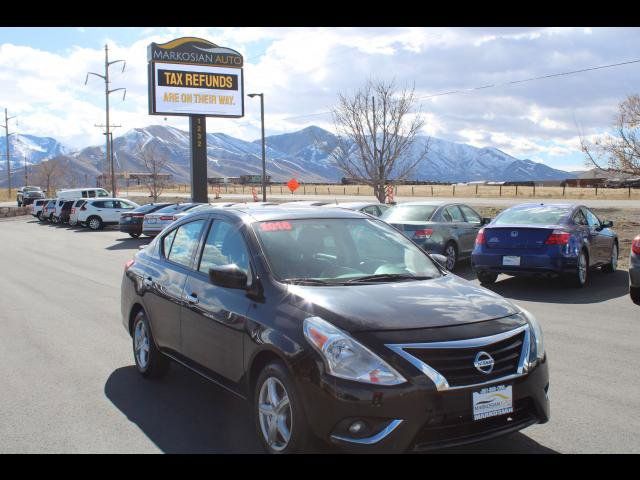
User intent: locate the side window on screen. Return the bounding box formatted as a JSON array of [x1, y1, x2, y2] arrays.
[[445, 205, 465, 222], [162, 229, 178, 258], [166, 220, 206, 268], [116, 201, 135, 209], [82, 191, 88, 198], [573, 209, 588, 226], [460, 205, 481, 225], [199, 220, 251, 277], [582, 208, 600, 228], [362, 206, 379, 216], [92, 201, 104, 208], [88, 190, 96, 198]]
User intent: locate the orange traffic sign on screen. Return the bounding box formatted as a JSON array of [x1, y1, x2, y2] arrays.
[[287, 178, 300, 193]]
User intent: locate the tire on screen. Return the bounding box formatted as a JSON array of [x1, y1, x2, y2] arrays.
[[477, 271, 498, 285], [131, 310, 169, 379], [444, 242, 458, 271], [602, 242, 618, 273], [87, 216, 103, 231], [17, 200, 22, 207], [569, 249, 589, 288], [254, 361, 311, 454], [129, 232, 140, 238], [631, 286, 640, 305], [36, 212, 42, 220]]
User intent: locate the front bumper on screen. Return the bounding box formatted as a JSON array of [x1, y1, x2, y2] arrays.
[[297, 357, 549, 453]]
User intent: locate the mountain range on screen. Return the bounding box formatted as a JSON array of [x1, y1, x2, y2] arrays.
[[0, 125, 576, 186]]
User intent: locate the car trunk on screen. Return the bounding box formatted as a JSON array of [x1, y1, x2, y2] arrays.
[[389, 221, 435, 239], [483, 225, 559, 250]]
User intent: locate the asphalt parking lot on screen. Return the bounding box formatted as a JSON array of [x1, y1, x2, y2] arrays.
[[1, 215, 639, 453]]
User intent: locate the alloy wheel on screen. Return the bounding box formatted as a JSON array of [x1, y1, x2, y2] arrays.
[[89, 218, 100, 230], [134, 319, 150, 369], [445, 244, 457, 270], [258, 377, 292, 452]]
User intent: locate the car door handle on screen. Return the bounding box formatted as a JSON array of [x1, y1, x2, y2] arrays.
[[185, 293, 199, 305]]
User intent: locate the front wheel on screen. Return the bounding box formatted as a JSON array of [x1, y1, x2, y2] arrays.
[[569, 250, 589, 288], [631, 286, 640, 305], [254, 361, 310, 454], [132, 311, 169, 379], [602, 243, 618, 273], [87, 216, 103, 230], [129, 232, 140, 238]]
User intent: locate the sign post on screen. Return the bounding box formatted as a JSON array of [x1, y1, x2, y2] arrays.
[[147, 37, 244, 203]]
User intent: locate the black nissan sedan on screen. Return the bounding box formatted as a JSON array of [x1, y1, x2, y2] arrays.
[[119, 202, 172, 238], [121, 207, 549, 453]]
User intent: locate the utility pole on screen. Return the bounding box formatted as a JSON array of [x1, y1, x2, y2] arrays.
[[1, 108, 16, 198], [94, 124, 120, 193], [85, 45, 126, 197]]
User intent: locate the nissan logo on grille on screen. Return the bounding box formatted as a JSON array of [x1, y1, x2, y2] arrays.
[[474, 351, 495, 374]]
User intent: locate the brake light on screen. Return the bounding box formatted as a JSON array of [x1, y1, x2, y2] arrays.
[[413, 228, 433, 239], [160, 215, 176, 221], [545, 230, 571, 245], [475, 228, 486, 245], [632, 235, 640, 255], [124, 259, 135, 271]]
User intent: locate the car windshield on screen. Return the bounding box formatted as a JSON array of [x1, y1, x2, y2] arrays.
[[24, 186, 41, 191], [96, 189, 109, 197], [382, 205, 437, 222], [493, 205, 570, 226], [253, 218, 441, 284]]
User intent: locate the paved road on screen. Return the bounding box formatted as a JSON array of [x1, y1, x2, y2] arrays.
[[121, 191, 640, 209], [1, 215, 639, 453]]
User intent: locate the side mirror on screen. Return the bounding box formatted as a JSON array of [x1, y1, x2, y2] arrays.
[[601, 220, 613, 229], [209, 264, 248, 289], [481, 217, 492, 225], [431, 254, 448, 270]]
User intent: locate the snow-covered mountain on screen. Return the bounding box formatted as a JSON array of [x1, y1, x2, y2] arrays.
[[0, 125, 575, 187], [0, 134, 67, 171]]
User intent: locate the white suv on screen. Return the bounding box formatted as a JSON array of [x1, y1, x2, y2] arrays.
[[77, 198, 139, 230]]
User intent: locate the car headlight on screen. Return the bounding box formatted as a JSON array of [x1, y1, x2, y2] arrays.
[[519, 307, 545, 365], [303, 316, 407, 386]]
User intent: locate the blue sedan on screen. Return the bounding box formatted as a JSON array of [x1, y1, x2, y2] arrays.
[[471, 203, 618, 288]]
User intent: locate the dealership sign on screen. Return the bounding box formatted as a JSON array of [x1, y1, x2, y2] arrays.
[[148, 37, 244, 117]]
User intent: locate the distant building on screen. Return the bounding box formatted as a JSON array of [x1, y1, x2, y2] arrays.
[[96, 172, 173, 187], [239, 174, 271, 184], [561, 178, 607, 188]]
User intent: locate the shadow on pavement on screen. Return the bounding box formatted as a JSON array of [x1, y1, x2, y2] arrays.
[[105, 237, 150, 250], [104, 365, 263, 453], [433, 431, 558, 454], [452, 261, 628, 304]]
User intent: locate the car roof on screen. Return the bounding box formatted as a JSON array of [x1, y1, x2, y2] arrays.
[[323, 201, 383, 209], [391, 201, 451, 207], [509, 202, 578, 209], [216, 206, 368, 222]]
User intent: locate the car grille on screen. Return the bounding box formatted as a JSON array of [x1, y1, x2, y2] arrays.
[[411, 398, 537, 451], [387, 325, 529, 390]]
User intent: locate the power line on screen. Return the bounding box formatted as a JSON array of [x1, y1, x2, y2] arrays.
[[280, 58, 640, 122]]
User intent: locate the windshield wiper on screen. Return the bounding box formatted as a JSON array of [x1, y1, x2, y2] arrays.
[[283, 278, 332, 285], [345, 273, 433, 283]]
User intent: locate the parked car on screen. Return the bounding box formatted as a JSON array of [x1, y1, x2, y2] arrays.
[[68, 199, 87, 226], [119, 203, 173, 238], [630, 235, 640, 305], [141, 203, 203, 237], [51, 198, 68, 223], [382, 201, 490, 270], [17, 186, 44, 206], [77, 198, 140, 230], [58, 200, 75, 224], [31, 199, 52, 220], [121, 206, 549, 453], [323, 201, 391, 217], [472, 203, 618, 287], [41, 200, 57, 222], [172, 202, 280, 222], [277, 200, 331, 207], [55, 187, 110, 199]]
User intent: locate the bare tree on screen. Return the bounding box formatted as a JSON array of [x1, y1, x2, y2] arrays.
[[330, 78, 429, 203], [33, 157, 68, 196], [139, 139, 171, 201], [580, 94, 640, 176]]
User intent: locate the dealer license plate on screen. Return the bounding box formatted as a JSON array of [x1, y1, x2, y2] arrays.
[[502, 256, 521, 266], [472, 385, 513, 421]]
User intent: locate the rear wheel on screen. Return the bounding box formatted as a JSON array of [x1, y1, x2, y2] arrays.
[[602, 242, 618, 273], [631, 286, 640, 305], [132, 311, 169, 379], [444, 242, 458, 271], [88, 216, 103, 230], [569, 250, 589, 288], [477, 271, 498, 285], [254, 361, 310, 454], [129, 232, 140, 238]]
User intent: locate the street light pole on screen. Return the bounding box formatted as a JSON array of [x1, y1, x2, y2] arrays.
[[248, 93, 267, 201], [1, 108, 16, 198]]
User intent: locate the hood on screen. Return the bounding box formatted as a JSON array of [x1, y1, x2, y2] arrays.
[[287, 274, 519, 332]]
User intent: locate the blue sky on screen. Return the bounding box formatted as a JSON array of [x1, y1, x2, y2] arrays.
[[1, 27, 639, 172]]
